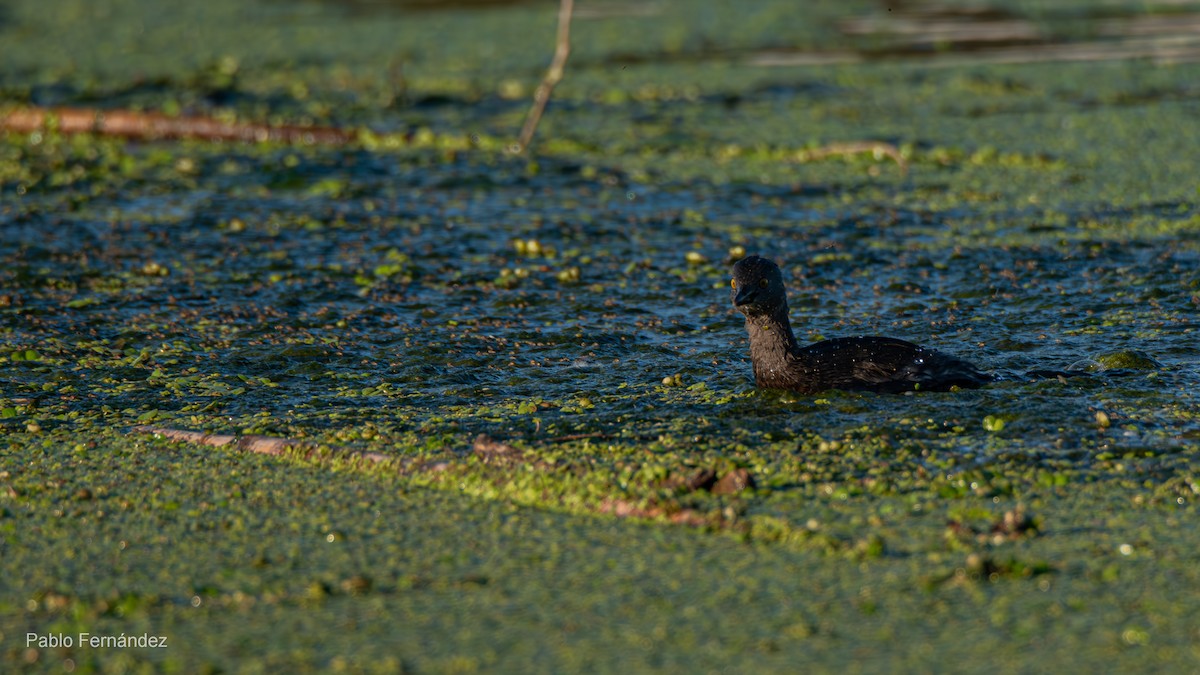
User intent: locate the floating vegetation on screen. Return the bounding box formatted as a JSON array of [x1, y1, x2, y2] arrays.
[[2, 0, 1200, 671]]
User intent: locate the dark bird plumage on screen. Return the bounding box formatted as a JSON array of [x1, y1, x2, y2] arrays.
[[731, 255, 992, 394]]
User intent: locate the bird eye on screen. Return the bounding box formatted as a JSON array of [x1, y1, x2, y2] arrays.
[[758, 278, 769, 288], [730, 279, 737, 289]]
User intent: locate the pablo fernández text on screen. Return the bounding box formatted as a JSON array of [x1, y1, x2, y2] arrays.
[[27, 632, 168, 649]]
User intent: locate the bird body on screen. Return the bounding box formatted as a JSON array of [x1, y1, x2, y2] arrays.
[[731, 255, 992, 394]]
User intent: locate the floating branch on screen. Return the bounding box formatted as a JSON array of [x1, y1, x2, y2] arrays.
[[131, 425, 389, 464], [797, 141, 909, 173], [130, 426, 747, 529], [515, 0, 575, 153], [0, 106, 355, 145]]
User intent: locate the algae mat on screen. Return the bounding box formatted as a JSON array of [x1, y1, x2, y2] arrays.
[[2, 0, 1199, 672]]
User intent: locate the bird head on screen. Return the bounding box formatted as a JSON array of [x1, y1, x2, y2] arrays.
[[730, 255, 786, 316]]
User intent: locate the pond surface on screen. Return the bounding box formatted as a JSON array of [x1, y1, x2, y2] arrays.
[[3, 144, 1197, 454], [2, 0, 1199, 672]]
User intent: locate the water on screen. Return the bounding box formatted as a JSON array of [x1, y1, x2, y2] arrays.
[[2, 147, 1196, 467], [4, 1, 1200, 670]]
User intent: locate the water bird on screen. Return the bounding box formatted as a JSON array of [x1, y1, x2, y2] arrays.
[[731, 255, 993, 394]]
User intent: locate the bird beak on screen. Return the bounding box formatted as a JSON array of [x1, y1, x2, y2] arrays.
[[733, 286, 759, 307]]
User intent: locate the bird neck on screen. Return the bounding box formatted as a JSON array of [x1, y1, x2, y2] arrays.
[[744, 302, 800, 364]]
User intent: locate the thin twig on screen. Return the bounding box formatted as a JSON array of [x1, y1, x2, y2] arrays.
[[387, 56, 408, 108], [797, 141, 909, 173], [515, 0, 574, 153], [546, 432, 612, 443]]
